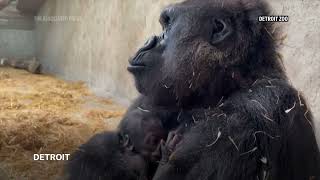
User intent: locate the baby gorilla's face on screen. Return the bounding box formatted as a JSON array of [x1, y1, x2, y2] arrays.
[[66, 131, 148, 180], [119, 108, 168, 160]]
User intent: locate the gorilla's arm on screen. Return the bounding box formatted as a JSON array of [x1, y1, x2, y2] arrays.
[[153, 79, 320, 180]]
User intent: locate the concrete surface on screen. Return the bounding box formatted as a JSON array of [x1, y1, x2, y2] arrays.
[[35, 0, 320, 143], [35, 0, 177, 105], [0, 29, 35, 58], [17, 0, 46, 15], [0, 2, 36, 58], [0, 1, 35, 30]]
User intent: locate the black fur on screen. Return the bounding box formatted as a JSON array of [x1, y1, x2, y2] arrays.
[[127, 0, 320, 179], [66, 131, 148, 180], [66, 97, 178, 180], [117, 96, 179, 179], [153, 79, 320, 180]]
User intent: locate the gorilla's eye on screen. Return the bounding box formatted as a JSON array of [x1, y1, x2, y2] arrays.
[[213, 19, 225, 34], [160, 11, 172, 30], [210, 19, 232, 45]]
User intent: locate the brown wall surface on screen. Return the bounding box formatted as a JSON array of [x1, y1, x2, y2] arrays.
[[35, 0, 320, 143]]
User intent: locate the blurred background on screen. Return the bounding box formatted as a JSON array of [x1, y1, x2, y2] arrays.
[[0, 0, 319, 179]]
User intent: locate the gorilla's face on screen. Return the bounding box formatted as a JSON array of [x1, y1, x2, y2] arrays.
[[128, 0, 264, 105]]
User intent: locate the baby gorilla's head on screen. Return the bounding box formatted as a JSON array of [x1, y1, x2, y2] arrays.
[[67, 131, 148, 180], [118, 107, 169, 161]]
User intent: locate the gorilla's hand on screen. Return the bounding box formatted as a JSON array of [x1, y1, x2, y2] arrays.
[[159, 131, 182, 165]]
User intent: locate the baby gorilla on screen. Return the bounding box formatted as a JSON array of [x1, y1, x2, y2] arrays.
[[66, 131, 148, 180], [66, 103, 170, 180], [118, 105, 170, 162]]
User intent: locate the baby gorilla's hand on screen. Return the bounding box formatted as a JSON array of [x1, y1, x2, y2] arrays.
[[159, 131, 182, 164]]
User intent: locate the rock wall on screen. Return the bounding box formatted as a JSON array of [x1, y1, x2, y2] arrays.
[[35, 0, 320, 142]]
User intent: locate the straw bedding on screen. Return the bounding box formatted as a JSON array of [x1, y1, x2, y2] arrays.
[[0, 67, 125, 179]]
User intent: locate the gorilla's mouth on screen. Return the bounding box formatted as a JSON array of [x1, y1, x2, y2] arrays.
[[127, 64, 146, 73]]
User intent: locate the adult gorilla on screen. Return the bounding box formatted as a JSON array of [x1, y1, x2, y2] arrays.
[[128, 0, 320, 179]]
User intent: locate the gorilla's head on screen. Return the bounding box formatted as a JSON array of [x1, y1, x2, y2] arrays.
[[128, 0, 282, 107], [119, 107, 168, 159], [67, 132, 148, 180]]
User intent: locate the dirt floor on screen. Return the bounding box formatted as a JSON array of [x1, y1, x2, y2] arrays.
[[0, 67, 126, 180]]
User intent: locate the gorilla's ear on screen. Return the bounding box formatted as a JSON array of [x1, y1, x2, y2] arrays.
[[120, 133, 135, 151], [210, 19, 232, 45]]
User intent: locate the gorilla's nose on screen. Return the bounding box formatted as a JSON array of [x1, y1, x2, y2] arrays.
[[129, 36, 158, 66], [139, 36, 158, 53]]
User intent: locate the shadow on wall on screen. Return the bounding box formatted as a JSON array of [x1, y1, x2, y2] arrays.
[[35, 0, 320, 144]]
